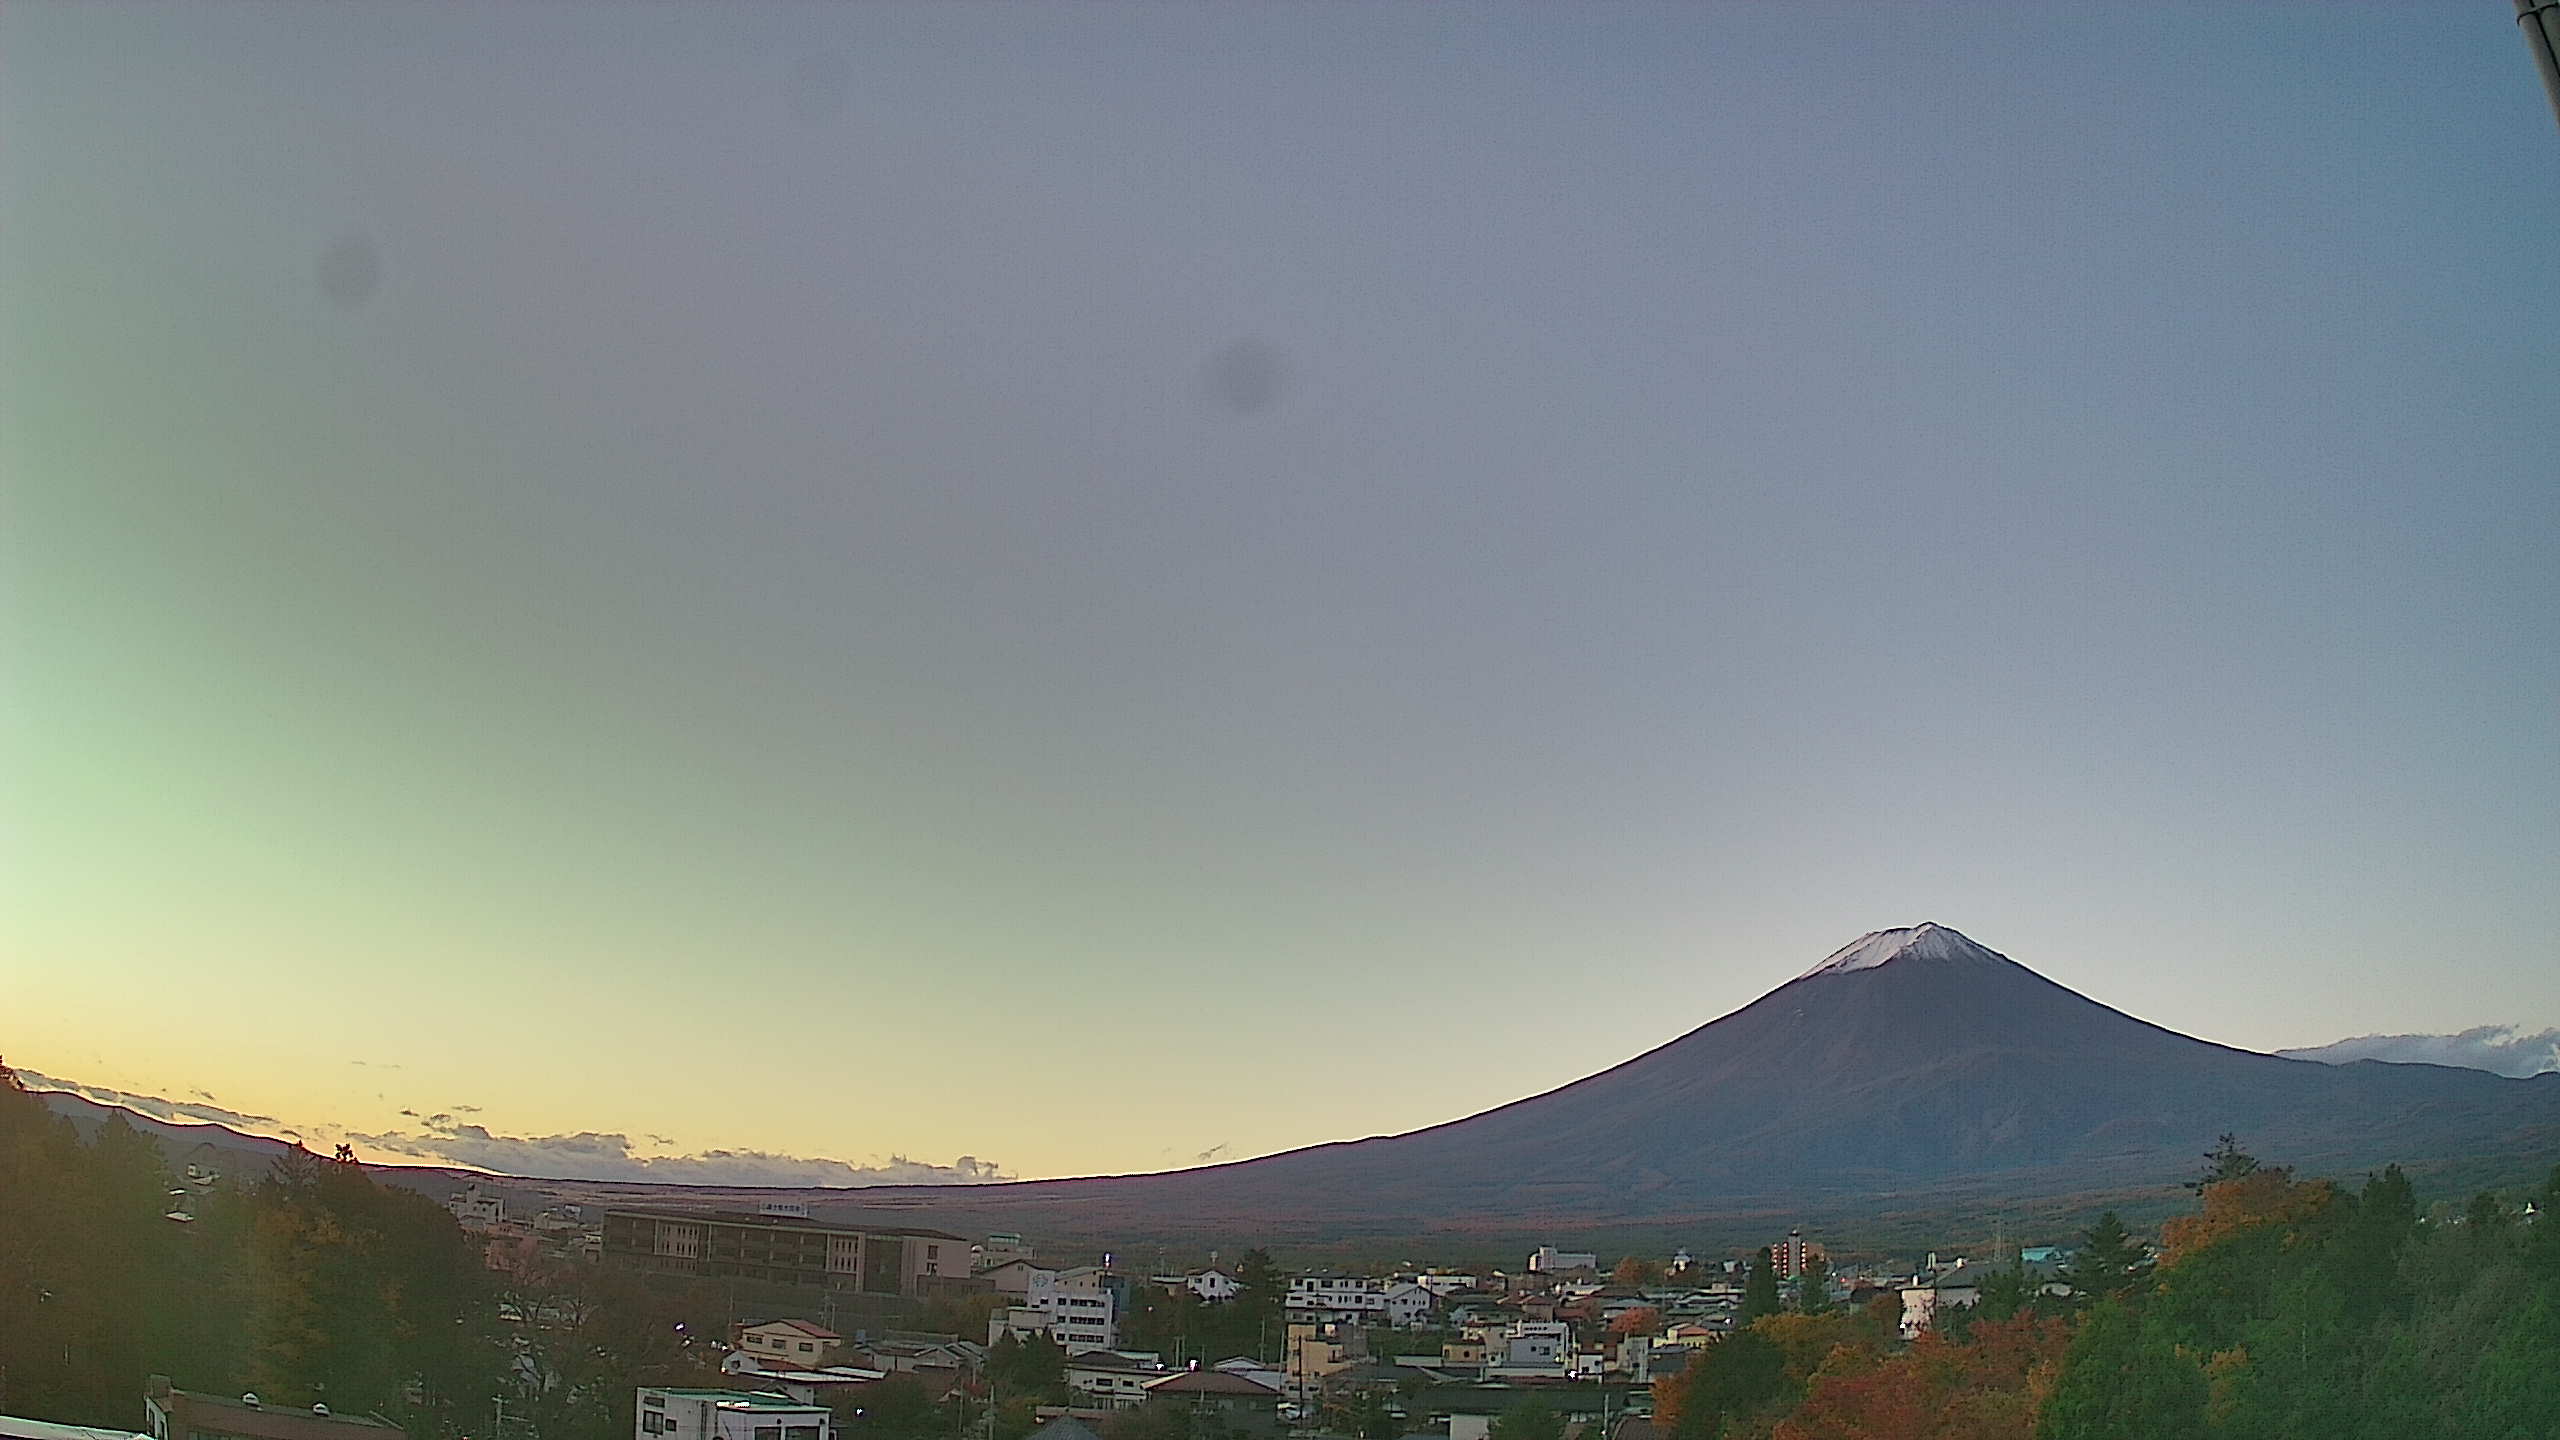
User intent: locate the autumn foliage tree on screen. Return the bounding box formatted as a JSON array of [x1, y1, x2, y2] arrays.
[[1778, 1312, 2071, 1440], [1611, 1305, 1664, 1338]]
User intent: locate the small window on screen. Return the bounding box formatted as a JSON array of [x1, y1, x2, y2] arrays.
[[756, 1428, 781, 1440]]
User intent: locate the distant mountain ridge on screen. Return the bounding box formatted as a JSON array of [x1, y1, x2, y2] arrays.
[[788, 923, 2560, 1244], [33, 925, 2560, 1251]]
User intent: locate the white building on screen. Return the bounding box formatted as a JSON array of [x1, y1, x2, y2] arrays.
[[636, 1390, 829, 1440], [1062, 1352, 1166, 1409], [1526, 1247, 1597, 1274], [1187, 1268, 1239, 1302], [1899, 1266, 1982, 1339], [1284, 1277, 1432, 1326], [1030, 1266, 1120, 1352], [447, 1185, 505, 1229], [1488, 1322, 1572, 1373], [733, 1320, 842, 1370], [1408, 1274, 1479, 1297]]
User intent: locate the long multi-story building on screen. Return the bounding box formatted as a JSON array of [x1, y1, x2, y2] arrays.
[[602, 1207, 970, 1296], [1285, 1276, 1432, 1326]]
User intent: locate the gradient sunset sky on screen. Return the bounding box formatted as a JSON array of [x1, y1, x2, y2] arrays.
[[5, 3, 2556, 1183]]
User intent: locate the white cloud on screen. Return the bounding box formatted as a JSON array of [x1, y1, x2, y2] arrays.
[[2277, 1025, 2560, 1078], [15, 1066, 1008, 1187], [343, 1117, 1010, 1186]]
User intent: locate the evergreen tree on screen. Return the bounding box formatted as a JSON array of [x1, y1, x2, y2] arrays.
[[2037, 1302, 2206, 1440], [1234, 1248, 1285, 1360], [1740, 1247, 1782, 1324], [2061, 1212, 2152, 1300], [1675, 1326, 1785, 1439], [1793, 1252, 1833, 1315], [2188, 1134, 2264, 1194]]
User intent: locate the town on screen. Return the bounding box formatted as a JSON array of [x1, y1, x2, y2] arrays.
[[69, 1175, 2093, 1440]]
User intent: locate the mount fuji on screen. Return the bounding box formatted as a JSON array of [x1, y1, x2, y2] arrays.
[[781, 922, 2560, 1246]]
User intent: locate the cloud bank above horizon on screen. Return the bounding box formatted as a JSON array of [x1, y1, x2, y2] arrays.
[[18, 1070, 1010, 1186], [2276, 1027, 2560, 1079]]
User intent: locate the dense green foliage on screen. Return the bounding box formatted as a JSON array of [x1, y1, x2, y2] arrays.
[[0, 1060, 509, 1432], [1655, 1147, 2559, 1439], [1740, 1249, 1782, 1326], [2042, 1158, 2560, 1440], [0, 1060, 749, 1440]]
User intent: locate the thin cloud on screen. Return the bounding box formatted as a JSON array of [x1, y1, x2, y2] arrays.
[[345, 1116, 1011, 1187], [2278, 1025, 2560, 1078], [16, 1071, 279, 1130]]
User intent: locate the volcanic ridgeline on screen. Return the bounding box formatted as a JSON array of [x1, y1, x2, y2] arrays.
[[783, 924, 2560, 1249]]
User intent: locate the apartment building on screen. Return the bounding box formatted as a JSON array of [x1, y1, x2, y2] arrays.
[[602, 1208, 969, 1296]]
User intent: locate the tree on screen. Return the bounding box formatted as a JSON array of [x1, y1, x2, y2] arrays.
[[1677, 1326, 1787, 1439], [1794, 1253, 1833, 1315], [2464, 1191, 2511, 1235], [2186, 1134, 2263, 1195], [1611, 1305, 1665, 1338], [1741, 1248, 1783, 1324], [988, 1333, 1067, 1400], [2037, 1302, 2206, 1440], [2060, 1214, 2151, 1301], [1490, 1397, 1563, 1440], [1614, 1255, 1662, 1286], [1235, 1248, 1285, 1360], [1779, 1312, 2068, 1440]]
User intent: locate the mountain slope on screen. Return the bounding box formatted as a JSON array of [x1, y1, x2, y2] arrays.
[[813, 924, 2560, 1239]]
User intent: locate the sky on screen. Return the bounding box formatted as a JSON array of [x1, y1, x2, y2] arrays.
[[4, 3, 2556, 1185]]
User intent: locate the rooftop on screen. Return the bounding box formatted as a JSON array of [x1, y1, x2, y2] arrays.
[[3, 1418, 155, 1440], [606, 1207, 968, 1243], [648, 1391, 831, 1412]]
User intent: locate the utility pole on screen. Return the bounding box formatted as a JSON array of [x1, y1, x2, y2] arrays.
[[2522, 0, 2560, 135]]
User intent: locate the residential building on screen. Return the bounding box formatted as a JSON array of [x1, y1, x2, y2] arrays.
[[1898, 1267, 1982, 1339], [635, 1390, 830, 1440], [1028, 1266, 1124, 1353], [1141, 1370, 1282, 1432], [712, 1356, 891, 1400], [1062, 1353, 1166, 1409], [447, 1184, 506, 1229], [145, 1381, 403, 1440], [1488, 1322, 1572, 1373], [1526, 1247, 1598, 1274], [1282, 1324, 1366, 1395], [1208, 1358, 1286, 1394], [1185, 1269, 1239, 1302], [1284, 1277, 1432, 1326], [1408, 1273, 1478, 1297], [3, 1417, 151, 1440], [735, 1320, 843, 1370], [989, 1306, 1053, 1346], [976, 1234, 1032, 1271], [980, 1258, 1054, 1300], [602, 1208, 969, 1296]]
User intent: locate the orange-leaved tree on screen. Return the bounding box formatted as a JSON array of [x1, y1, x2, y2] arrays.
[[1775, 1311, 2071, 1440]]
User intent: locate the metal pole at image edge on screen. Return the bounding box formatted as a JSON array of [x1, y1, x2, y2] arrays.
[[2521, 0, 2560, 135]]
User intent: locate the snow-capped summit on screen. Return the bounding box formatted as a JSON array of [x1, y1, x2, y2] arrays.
[[1794, 922, 2006, 981]]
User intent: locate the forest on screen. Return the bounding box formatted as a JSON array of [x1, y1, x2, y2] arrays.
[[1650, 1142, 2560, 1438]]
